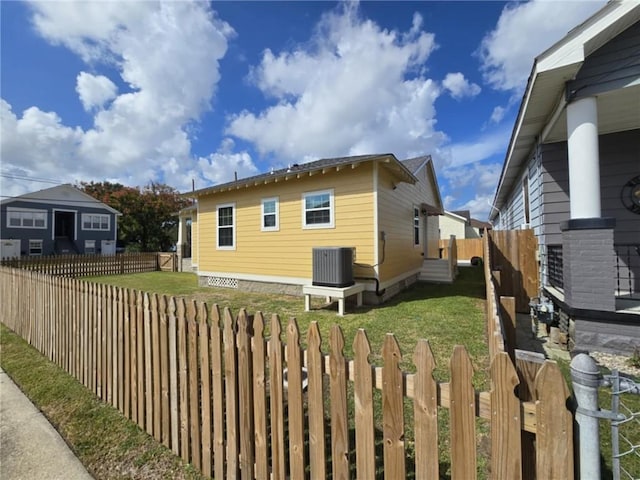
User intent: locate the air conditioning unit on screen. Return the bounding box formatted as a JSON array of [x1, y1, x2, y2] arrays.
[[312, 247, 354, 287]]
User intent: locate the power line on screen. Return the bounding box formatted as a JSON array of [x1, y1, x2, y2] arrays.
[[0, 173, 65, 185]]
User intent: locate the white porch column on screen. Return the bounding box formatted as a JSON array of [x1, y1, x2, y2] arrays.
[[177, 215, 184, 247], [566, 96, 601, 219]]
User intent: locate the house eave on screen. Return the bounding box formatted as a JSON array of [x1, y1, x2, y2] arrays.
[[490, 1, 640, 220], [187, 153, 418, 199]]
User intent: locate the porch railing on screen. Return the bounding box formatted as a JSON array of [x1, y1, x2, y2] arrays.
[[543, 244, 640, 298], [546, 244, 564, 289], [614, 243, 640, 298]]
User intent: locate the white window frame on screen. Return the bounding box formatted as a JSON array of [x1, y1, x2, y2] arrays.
[[29, 239, 43, 256], [81, 213, 110, 231], [217, 203, 236, 250], [413, 206, 421, 247], [302, 189, 334, 229], [6, 207, 47, 229], [261, 197, 279, 232]]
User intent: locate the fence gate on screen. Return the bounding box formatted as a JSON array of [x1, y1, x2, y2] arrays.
[[158, 253, 177, 272]]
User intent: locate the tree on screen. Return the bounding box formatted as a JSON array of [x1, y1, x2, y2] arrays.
[[80, 181, 191, 252]]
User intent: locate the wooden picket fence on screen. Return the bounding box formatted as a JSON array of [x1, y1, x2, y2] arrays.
[[0, 266, 574, 479], [0, 252, 165, 277]]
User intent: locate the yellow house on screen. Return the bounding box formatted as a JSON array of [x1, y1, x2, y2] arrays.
[[184, 153, 445, 304]]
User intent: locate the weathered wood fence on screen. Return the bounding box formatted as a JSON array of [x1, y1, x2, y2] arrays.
[[0, 252, 177, 276], [483, 234, 570, 480], [488, 230, 539, 313], [0, 266, 573, 479]]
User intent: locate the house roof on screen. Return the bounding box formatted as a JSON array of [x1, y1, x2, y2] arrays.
[[451, 210, 471, 222], [491, 1, 640, 220], [470, 218, 492, 230], [189, 153, 418, 197], [1, 184, 121, 215], [402, 155, 444, 215]]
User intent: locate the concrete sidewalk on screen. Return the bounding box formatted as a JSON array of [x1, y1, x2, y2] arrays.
[[0, 368, 93, 479]]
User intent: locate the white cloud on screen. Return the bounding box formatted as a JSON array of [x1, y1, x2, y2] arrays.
[[443, 161, 501, 192], [1, 100, 85, 188], [2, 1, 234, 195], [456, 193, 496, 222], [195, 138, 259, 186], [489, 105, 506, 124], [442, 72, 481, 100], [227, 3, 446, 163], [442, 161, 502, 220], [76, 72, 118, 111], [478, 0, 605, 92], [447, 128, 510, 167]]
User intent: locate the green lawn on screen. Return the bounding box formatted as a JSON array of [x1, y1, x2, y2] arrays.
[[3, 266, 489, 479], [87, 266, 491, 478], [0, 323, 205, 480], [87, 266, 489, 387]]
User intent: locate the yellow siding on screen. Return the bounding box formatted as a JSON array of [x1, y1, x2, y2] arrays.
[[439, 213, 466, 239], [377, 163, 437, 283], [197, 164, 375, 280]]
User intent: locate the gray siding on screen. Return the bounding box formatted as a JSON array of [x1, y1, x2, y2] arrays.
[[540, 129, 640, 247], [528, 147, 543, 237], [569, 20, 640, 99], [540, 143, 570, 246], [1, 199, 117, 256]]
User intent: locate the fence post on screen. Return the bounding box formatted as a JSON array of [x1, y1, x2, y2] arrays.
[[570, 353, 601, 480]]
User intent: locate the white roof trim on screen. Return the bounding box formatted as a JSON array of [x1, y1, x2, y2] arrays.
[[443, 210, 468, 223]]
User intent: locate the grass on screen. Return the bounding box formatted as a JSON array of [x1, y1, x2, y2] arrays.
[[87, 267, 489, 388], [4, 266, 489, 479], [0, 323, 206, 480], [87, 266, 491, 478], [556, 358, 640, 479]]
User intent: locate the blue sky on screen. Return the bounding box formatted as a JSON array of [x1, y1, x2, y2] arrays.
[[1, 0, 605, 219]]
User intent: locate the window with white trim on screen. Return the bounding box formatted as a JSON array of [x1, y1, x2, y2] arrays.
[[7, 208, 47, 229], [261, 197, 279, 231], [414, 207, 420, 246], [85, 240, 96, 254], [303, 189, 334, 229], [217, 203, 235, 249], [82, 214, 110, 231], [29, 239, 43, 256]]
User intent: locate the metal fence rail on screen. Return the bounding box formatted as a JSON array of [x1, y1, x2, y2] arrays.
[[603, 370, 640, 480]]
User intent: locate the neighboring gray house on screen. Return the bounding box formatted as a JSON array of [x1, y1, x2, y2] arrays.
[[490, 1, 640, 354], [1, 184, 121, 258]]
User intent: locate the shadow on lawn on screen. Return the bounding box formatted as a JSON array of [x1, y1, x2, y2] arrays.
[[339, 265, 486, 315]]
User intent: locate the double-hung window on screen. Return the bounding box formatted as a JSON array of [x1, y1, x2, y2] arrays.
[[7, 208, 47, 229], [414, 207, 420, 246], [303, 189, 334, 229], [261, 197, 279, 231], [82, 214, 110, 231], [29, 239, 43, 256], [217, 203, 235, 249]]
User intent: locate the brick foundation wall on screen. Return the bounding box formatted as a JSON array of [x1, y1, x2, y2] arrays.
[[562, 228, 615, 311]]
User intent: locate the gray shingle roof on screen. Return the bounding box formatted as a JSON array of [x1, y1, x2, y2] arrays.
[[400, 155, 431, 175]]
